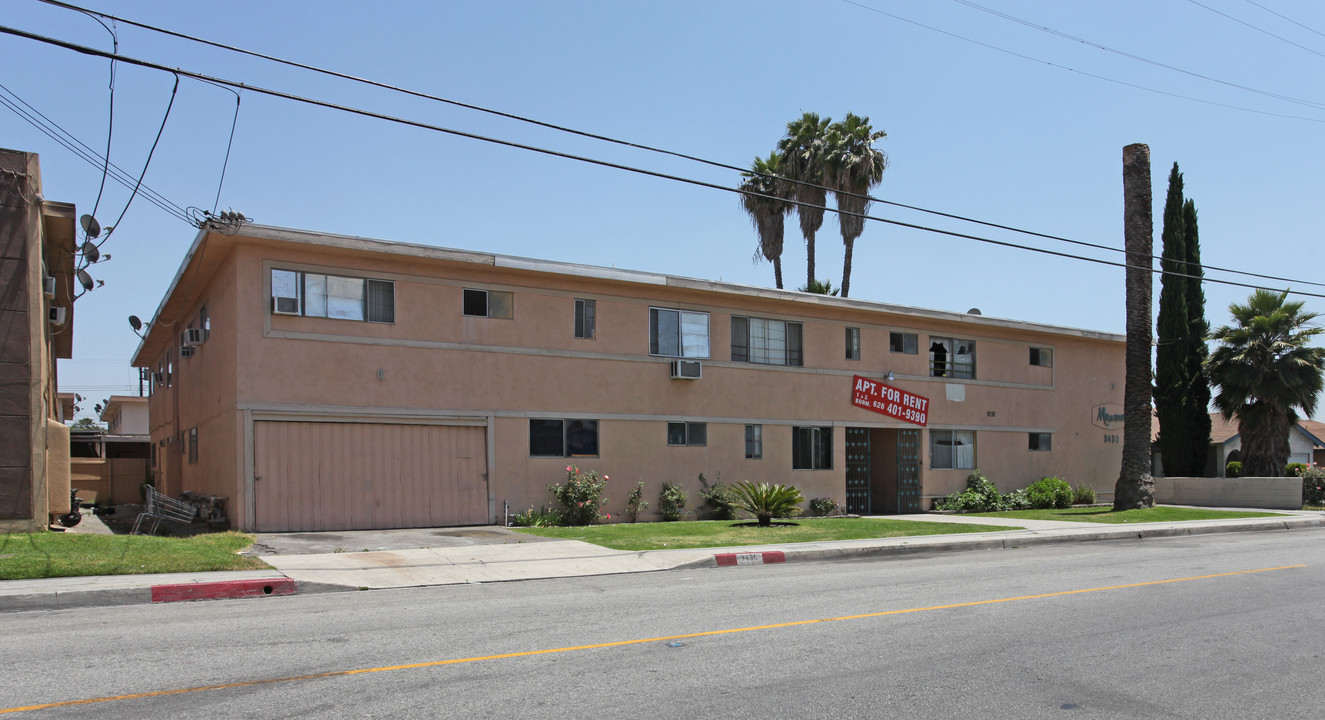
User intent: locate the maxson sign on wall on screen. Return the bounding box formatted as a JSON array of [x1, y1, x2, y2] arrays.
[[851, 375, 929, 426]]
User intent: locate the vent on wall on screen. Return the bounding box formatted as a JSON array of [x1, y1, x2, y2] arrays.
[[670, 360, 702, 380]]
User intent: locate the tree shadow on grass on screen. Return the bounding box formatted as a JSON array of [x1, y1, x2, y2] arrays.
[[728, 521, 802, 528]]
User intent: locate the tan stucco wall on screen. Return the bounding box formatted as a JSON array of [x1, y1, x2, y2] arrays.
[[1155, 476, 1303, 510], [45, 420, 69, 516]]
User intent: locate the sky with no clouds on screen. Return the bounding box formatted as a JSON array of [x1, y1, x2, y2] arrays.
[[2, 0, 1322, 421]]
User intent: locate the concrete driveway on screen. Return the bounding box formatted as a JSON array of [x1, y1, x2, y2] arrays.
[[249, 525, 560, 556]]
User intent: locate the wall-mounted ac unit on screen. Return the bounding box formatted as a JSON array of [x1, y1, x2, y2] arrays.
[[152, 371, 164, 385], [670, 359, 702, 380], [43, 276, 56, 298], [271, 296, 300, 315], [48, 306, 66, 326], [179, 345, 195, 358], [182, 327, 207, 347]]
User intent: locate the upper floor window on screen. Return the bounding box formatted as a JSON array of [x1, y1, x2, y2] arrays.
[[845, 327, 861, 361], [731, 316, 803, 366], [1030, 347, 1053, 367], [651, 308, 709, 358], [929, 337, 976, 379], [271, 269, 394, 323], [463, 288, 513, 319], [890, 332, 918, 354], [575, 298, 596, 339], [199, 303, 210, 340]]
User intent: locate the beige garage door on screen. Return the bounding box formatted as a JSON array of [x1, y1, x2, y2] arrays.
[[254, 421, 487, 532]]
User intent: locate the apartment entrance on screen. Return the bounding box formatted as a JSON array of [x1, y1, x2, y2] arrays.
[[845, 428, 922, 515]]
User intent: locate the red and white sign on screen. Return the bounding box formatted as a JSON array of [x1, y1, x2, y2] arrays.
[[851, 375, 929, 426]]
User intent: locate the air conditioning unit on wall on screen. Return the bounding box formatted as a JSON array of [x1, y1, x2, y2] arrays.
[[43, 276, 56, 298], [182, 327, 207, 346], [271, 296, 300, 315], [670, 359, 702, 380], [48, 306, 66, 326], [179, 345, 195, 358]]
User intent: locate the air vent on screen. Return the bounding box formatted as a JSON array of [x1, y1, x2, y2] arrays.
[[670, 359, 702, 380]]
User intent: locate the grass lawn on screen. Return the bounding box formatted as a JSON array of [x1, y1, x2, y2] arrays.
[[0, 531, 269, 581], [512, 517, 1021, 551], [968, 506, 1285, 523]]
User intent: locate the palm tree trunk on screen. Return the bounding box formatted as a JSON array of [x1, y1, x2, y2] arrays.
[[841, 238, 854, 298], [805, 229, 816, 290], [1114, 144, 1156, 510], [1241, 413, 1290, 477], [773, 256, 784, 290]]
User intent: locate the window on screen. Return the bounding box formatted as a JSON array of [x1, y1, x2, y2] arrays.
[[188, 427, 199, 464], [270, 269, 394, 323], [929, 337, 976, 379], [745, 424, 763, 459], [931, 430, 976, 469], [464, 288, 513, 319], [890, 332, 918, 354], [574, 298, 596, 339], [651, 308, 709, 358], [792, 426, 832, 470], [1030, 347, 1053, 367], [845, 327, 861, 361], [199, 303, 210, 340], [731, 316, 803, 366], [529, 419, 599, 457], [667, 422, 707, 446], [1029, 432, 1052, 451]]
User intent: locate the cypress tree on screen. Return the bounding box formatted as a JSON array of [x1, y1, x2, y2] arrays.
[[1154, 163, 1193, 476], [1182, 199, 1212, 475]]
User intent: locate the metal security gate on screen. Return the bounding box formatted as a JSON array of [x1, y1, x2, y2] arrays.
[[897, 429, 922, 513], [845, 428, 871, 514]]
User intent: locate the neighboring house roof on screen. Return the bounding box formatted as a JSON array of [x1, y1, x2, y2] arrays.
[[1301, 419, 1325, 450], [98, 395, 148, 424], [1209, 412, 1325, 450]]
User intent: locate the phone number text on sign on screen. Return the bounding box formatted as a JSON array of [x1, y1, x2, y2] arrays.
[[851, 375, 930, 426]]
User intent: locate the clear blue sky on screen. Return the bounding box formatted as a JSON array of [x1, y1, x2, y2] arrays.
[[3, 0, 1322, 422]]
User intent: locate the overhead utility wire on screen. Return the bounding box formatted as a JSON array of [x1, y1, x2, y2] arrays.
[[1243, 0, 1325, 40], [1191, 0, 1325, 59], [838, 0, 1325, 123], [24, 2, 1325, 291], [0, 82, 191, 223], [97, 72, 180, 247], [69, 5, 116, 217], [6, 24, 1323, 302], [951, 0, 1325, 110]]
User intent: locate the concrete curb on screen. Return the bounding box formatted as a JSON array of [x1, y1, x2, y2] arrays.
[[0, 578, 355, 614]]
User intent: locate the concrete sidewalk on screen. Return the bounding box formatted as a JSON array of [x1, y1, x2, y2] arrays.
[[3, 510, 1321, 613]]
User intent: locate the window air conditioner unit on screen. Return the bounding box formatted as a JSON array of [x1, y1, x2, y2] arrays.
[[179, 345, 195, 358], [43, 276, 56, 298], [48, 306, 67, 326], [182, 327, 207, 347], [670, 359, 702, 380], [152, 371, 164, 385], [271, 296, 300, 315]]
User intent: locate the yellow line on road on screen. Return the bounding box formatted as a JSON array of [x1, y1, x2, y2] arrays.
[[0, 564, 1304, 715]]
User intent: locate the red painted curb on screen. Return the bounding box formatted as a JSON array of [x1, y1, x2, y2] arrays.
[[151, 578, 297, 603], [714, 551, 786, 567]]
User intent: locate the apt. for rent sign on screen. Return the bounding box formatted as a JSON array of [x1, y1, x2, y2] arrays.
[[851, 375, 930, 426]]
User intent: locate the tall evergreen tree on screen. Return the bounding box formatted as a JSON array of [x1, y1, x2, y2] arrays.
[[1181, 198, 1212, 474], [1154, 163, 1195, 476]]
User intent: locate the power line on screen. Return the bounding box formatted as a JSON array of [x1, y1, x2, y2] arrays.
[[23, 3, 1325, 291], [96, 72, 180, 248], [1190, 0, 1325, 60], [5, 23, 1324, 301], [1243, 0, 1325, 40]]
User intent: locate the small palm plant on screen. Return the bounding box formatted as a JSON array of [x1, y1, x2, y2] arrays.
[[732, 482, 805, 527]]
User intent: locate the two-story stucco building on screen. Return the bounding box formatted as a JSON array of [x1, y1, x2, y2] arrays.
[[131, 224, 1125, 532]]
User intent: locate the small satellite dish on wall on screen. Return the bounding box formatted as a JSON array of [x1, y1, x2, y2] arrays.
[[80, 214, 101, 239], [129, 316, 143, 332], [967, 308, 982, 315]]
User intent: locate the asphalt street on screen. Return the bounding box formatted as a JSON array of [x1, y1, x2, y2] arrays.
[[3, 530, 1323, 719]]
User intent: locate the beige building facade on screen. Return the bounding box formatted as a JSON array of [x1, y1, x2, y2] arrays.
[[133, 224, 1126, 532]]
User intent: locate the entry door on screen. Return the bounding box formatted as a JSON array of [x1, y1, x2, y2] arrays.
[[845, 428, 871, 514], [897, 429, 921, 513]]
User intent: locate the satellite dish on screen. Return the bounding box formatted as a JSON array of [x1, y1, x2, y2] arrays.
[[81, 241, 100, 263], [128, 315, 142, 331], [76, 268, 94, 292], [79, 214, 101, 239], [967, 308, 982, 315]]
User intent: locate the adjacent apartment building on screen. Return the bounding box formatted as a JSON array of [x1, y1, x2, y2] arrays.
[[132, 224, 1126, 532]]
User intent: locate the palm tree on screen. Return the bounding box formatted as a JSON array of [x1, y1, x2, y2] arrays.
[[777, 113, 832, 290], [1206, 289, 1324, 478], [1114, 144, 1155, 510], [827, 114, 887, 298], [738, 152, 792, 289]]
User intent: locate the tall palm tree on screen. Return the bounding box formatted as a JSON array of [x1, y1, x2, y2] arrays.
[[738, 152, 792, 289], [1206, 289, 1324, 477], [827, 114, 887, 298], [1114, 144, 1155, 510], [777, 113, 832, 290]]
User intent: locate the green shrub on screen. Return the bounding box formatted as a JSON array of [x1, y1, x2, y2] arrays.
[[808, 497, 839, 517], [698, 473, 739, 520], [1004, 488, 1031, 511], [1286, 463, 1308, 478], [1299, 466, 1325, 507], [1072, 484, 1096, 505], [548, 465, 608, 526], [934, 470, 1010, 513], [658, 481, 688, 521], [732, 482, 805, 526], [625, 482, 648, 523], [1026, 477, 1074, 509], [511, 506, 562, 528], [1226, 461, 1242, 478]]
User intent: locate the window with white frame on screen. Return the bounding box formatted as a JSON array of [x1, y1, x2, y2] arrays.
[[792, 426, 832, 470], [188, 427, 199, 464], [650, 308, 709, 358], [575, 298, 596, 339], [667, 422, 707, 446], [731, 316, 803, 366], [845, 327, 861, 361], [1029, 432, 1052, 451], [931, 429, 976, 469], [1030, 347, 1053, 367], [745, 424, 763, 459], [529, 419, 599, 457], [929, 337, 976, 379], [463, 288, 513, 319], [271, 269, 394, 323]]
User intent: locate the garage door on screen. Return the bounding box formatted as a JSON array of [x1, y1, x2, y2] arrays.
[[254, 421, 487, 532]]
